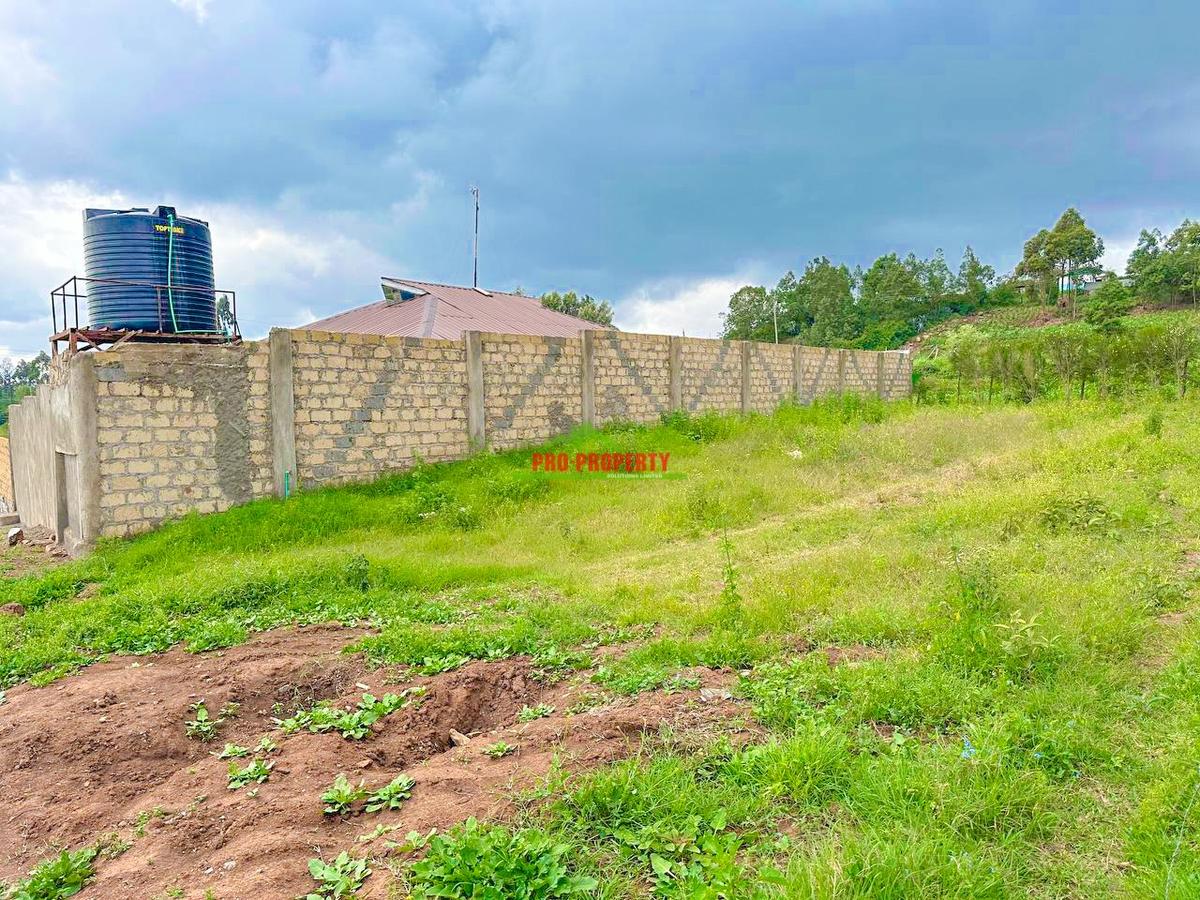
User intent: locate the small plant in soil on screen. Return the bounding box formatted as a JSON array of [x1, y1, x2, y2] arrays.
[[482, 740, 515, 759], [277, 689, 423, 741], [365, 774, 415, 813], [531, 645, 593, 682], [133, 806, 166, 838], [322, 774, 368, 816], [416, 654, 469, 675], [306, 851, 370, 899], [517, 703, 555, 723], [227, 758, 272, 790], [185, 702, 221, 741], [4, 845, 98, 899], [255, 736, 278, 753], [214, 742, 249, 760]]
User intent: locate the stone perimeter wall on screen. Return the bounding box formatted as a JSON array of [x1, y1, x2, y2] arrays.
[[9, 328, 910, 545], [0, 436, 12, 513]]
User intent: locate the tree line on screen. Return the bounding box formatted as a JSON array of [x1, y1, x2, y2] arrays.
[[721, 208, 1200, 349], [0, 351, 50, 428]]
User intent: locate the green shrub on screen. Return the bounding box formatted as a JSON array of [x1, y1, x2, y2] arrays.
[[4, 847, 97, 899], [408, 818, 596, 898]]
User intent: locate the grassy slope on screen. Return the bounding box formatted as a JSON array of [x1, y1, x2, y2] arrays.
[[911, 303, 1200, 357], [3, 395, 1200, 896]]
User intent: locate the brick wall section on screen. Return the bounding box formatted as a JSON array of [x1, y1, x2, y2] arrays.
[[797, 347, 841, 399], [679, 337, 742, 413], [0, 436, 11, 512], [879, 352, 911, 398], [8, 328, 910, 542], [747, 343, 795, 414], [481, 333, 582, 450], [92, 343, 273, 537], [593, 331, 672, 425], [290, 329, 468, 487]]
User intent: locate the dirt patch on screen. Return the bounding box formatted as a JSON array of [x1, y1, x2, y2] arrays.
[[822, 644, 886, 666], [0, 526, 68, 579], [0, 625, 749, 898]]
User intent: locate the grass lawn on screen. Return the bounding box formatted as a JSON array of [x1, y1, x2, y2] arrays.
[[2, 392, 1199, 897]]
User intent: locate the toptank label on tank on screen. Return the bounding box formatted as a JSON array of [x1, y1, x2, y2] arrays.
[[153, 224, 185, 235]]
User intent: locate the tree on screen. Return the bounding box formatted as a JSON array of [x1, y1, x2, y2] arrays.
[[1043, 323, 1094, 400], [1126, 228, 1171, 304], [721, 285, 773, 340], [958, 246, 995, 305], [944, 325, 984, 400], [1161, 321, 1199, 397], [1015, 229, 1057, 304], [1082, 276, 1133, 332], [540, 291, 614, 327], [859, 253, 924, 326], [799, 258, 858, 346], [1164, 219, 1200, 306], [1046, 208, 1104, 317]]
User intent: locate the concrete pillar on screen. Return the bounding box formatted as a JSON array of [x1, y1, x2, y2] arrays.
[[269, 328, 298, 496], [70, 353, 100, 550], [669, 336, 682, 411], [837, 349, 847, 394], [580, 330, 596, 427], [792, 345, 802, 400], [876, 352, 886, 398], [464, 330, 486, 450], [740, 341, 751, 414]]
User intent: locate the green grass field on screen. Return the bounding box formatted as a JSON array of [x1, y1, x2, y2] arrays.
[[3, 391, 1199, 897]]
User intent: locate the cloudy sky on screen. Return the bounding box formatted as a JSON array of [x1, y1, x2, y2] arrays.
[[2, 1, 1199, 360]]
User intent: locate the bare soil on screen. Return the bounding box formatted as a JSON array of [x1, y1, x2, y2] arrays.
[[0, 526, 68, 579], [0, 625, 750, 899]]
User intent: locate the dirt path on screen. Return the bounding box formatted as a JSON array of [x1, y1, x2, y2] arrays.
[[0, 624, 749, 898]]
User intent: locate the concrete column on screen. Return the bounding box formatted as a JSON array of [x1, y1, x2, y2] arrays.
[[876, 352, 886, 398], [837, 349, 847, 394], [70, 353, 100, 550], [669, 336, 682, 411], [464, 330, 486, 450], [580, 330, 596, 427], [792, 345, 802, 400], [269, 328, 298, 496], [740, 341, 751, 414]]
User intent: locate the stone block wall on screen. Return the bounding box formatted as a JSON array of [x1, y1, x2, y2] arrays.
[[92, 344, 273, 536], [7, 327, 910, 546], [679, 338, 742, 413], [797, 347, 842, 398], [747, 343, 796, 414], [0, 436, 11, 512], [592, 331, 672, 425], [291, 330, 468, 487], [481, 333, 582, 450]]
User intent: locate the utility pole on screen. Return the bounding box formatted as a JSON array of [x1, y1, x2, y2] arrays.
[[469, 186, 480, 288]]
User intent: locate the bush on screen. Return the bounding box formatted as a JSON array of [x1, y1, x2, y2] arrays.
[[408, 818, 596, 899], [1082, 278, 1133, 332]]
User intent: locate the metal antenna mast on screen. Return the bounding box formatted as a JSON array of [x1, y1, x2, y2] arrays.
[[469, 186, 480, 288]]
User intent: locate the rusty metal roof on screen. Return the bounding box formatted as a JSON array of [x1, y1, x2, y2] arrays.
[[305, 278, 611, 339]]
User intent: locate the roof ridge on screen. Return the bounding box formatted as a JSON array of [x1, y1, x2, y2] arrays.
[[385, 276, 529, 297]]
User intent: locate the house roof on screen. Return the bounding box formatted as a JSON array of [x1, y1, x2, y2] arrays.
[[305, 278, 610, 339]]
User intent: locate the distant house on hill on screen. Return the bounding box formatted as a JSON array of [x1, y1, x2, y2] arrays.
[[305, 278, 611, 339]]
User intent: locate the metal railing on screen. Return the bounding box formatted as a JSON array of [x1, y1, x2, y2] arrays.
[[50, 275, 240, 339]]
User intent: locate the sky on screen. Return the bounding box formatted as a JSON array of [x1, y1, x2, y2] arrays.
[[3, 0, 1200, 361]]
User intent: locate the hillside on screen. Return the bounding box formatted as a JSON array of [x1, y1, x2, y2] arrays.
[[907, 302, 1200, 356], [1, 396, 1199, 897]]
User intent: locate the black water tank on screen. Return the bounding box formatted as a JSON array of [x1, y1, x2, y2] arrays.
[[83, 206, 217, 332]]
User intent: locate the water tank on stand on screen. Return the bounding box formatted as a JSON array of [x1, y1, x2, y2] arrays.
[[82, 206, 217, 332]]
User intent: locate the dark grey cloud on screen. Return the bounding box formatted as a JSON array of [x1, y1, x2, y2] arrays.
[[2, 0, 1200, 350]]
